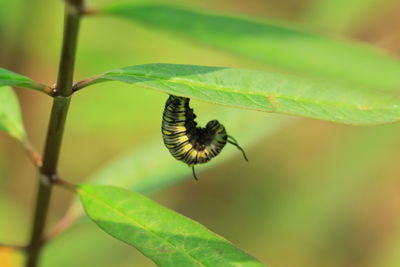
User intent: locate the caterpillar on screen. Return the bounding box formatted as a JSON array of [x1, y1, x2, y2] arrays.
[[162, 95, 248, 180]]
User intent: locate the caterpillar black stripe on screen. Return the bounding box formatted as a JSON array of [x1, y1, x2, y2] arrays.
[[162, 95, 248, 180]]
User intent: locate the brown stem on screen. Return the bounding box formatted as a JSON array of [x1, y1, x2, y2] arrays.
[[25, 1, 83, 266], [72, 74, 103, 93]]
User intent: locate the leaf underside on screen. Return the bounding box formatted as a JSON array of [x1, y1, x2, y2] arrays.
[[78, 63, 400, 125]]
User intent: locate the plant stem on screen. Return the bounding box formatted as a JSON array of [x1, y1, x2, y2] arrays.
[[25, 2, 82, 267]]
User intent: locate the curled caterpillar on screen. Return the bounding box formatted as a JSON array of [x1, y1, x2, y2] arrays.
[[161, 95, 248, 180]]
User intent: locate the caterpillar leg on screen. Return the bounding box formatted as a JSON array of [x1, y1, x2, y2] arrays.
[[191, 165, 199, 181], [227, 135, 248, 161]]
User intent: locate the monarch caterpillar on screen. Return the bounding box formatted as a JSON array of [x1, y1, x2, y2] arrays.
[[162, 95, 248, 180]]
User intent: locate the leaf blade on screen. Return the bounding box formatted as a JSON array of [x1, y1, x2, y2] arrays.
[[302, 0, 396, 33], [76, 63, 400, 125], [78, 184, 266, 267], [102, 3, 400, 90], [0, 86, 26, 141], [0, 68, 50, 93]]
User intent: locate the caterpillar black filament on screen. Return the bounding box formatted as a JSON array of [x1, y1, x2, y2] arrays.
[[162, 95, 248, 180]]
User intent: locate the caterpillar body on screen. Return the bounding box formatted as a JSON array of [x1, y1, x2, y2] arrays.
[[161, 95, 248, 180]]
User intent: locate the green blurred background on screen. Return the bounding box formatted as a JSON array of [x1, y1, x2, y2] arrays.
[[1, 0, 400, 266]]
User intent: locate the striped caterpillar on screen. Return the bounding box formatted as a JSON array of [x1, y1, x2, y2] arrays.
[[162, 95, 248, 180]]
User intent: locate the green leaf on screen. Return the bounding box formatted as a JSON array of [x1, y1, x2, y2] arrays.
[[102, 3, 400, 90], [0, 86, 26, 141], [78, 184, 266, 267], [303, 0, 397, 33], [0, 68, 50, 94], [76, 63, 400, 125]]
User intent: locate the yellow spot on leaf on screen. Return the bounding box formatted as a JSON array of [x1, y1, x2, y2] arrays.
[[267, 96, 280, 110], [357, 105, 372, 110]]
